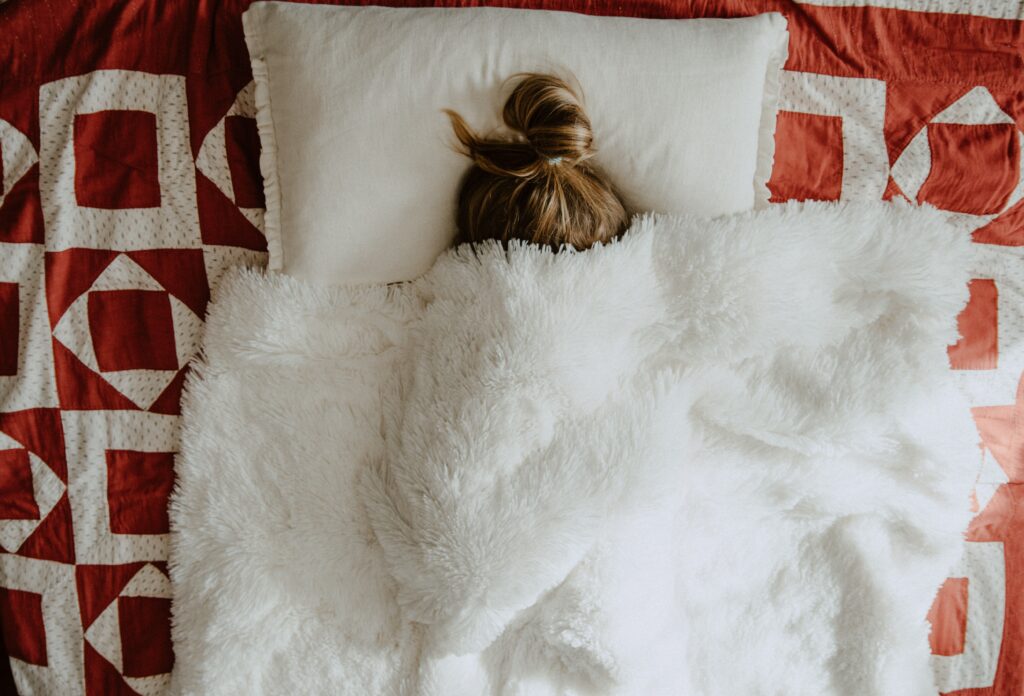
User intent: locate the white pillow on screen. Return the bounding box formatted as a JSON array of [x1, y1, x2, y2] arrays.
[[243, 3, 788, 285]]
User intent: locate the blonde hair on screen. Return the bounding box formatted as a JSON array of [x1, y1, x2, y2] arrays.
[[444, 73, 628, 250]]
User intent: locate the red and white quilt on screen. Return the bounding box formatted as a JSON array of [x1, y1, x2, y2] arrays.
[[0, 0, 1020, 694]]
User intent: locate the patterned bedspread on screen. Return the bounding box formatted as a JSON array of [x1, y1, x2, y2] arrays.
[[0, 0, 1020, 694]]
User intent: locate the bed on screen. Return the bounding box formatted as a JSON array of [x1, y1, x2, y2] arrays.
[[0, 0, 1020, 694]]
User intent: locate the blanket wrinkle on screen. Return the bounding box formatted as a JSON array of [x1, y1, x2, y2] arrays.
[[171, 200, 979, 696]]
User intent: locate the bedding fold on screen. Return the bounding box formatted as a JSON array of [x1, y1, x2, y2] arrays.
[[170, 200, 979, 696]]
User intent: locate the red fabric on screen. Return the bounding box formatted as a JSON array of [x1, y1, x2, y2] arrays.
[[15, 495, 76, 566], [124, 250, 210, 319], [0, 409, 75, 568], [195, 169, 270, 249], [225, 114, 265, 209], [147, 368, 190, 416], [74, 564, 147, 632], [52, 341, 141, 412], [73, 111, 162, 210], [974, 376, 1024, 494], [974, 199, 1024, 247], [0, 450, 39, 521], [105, 451, 175, 535], [0, 0, 1021, 694], [930, 577, 970, 657], [44, 249, 120, 329], [949, 279, 999, 371], [87, 291, 178, 373], [0, 167, 46, 245], [83, 641, 141, 696], [0, 632, 14, 696], [117, 596, 173, 677], [884, 81, 973, 165], [45, 248, 208, 415], [785, 5, 1021, 83], [919, 124, 1020, 215], [768, 111, 844, 202], [0, 283, 18, 377], [0, 409, 67, 487], [0, 589, 46, 667]]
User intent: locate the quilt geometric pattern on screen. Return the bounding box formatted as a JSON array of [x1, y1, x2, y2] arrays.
[[0, 0, 1021, 694]]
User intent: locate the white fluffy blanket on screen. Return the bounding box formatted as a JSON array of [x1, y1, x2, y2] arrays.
[[170, 201, 979, 696]]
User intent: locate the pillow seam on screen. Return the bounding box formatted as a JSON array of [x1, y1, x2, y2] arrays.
[[753, 13, 790, 210], [243, 4, 285, 271]]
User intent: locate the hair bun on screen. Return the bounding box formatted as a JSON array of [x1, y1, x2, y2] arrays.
[[443, 71, 628, 250], [502, 74, 594, 165]]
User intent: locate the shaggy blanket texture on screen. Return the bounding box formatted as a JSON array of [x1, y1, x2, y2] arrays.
[[170, 201, 979, 696]]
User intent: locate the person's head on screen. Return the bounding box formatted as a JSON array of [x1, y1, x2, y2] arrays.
[[445, 73, 628, 251]]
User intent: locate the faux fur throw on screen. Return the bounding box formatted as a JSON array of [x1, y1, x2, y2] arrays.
[[170, 201, 980, 696]]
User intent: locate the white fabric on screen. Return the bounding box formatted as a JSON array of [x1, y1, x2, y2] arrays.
[[242, 3, 788, 284], [170, 201, 979, 696]]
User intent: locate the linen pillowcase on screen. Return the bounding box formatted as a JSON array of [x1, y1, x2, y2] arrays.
[[243, 3, 788, 285]]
